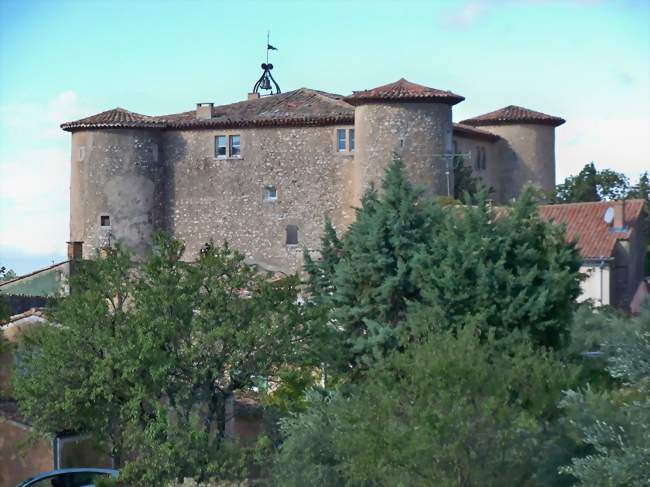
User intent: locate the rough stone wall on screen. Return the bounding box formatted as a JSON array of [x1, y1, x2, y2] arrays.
[[353, 102, 453, 203], [480, 124, 556, 201], [162, 125, 355, 272], [452, 135, 502, 202], [70, 129, 165, 258]]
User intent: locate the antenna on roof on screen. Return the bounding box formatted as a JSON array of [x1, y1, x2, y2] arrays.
[[253, 31, 281, 96]]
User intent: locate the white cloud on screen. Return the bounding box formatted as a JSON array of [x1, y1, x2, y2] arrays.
[[442, 0, 606, 28], [556, 116, 650, 182], [0, 147, 70, 255]]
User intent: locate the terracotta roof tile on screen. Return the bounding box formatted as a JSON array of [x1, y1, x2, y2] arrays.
[[345, 78, 465, 106], [461, 105, 565, 127], [61, 107, 166, 130], [61, 88, 354, 132], [452, 123, 500, 142], [538, 200, 646, 259]]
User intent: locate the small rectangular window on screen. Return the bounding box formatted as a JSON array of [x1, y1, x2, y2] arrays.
[[230, 135, 241, 157], [264, 186, 277, 202], [215, 136, 227, 157], [286, 225, 298, 245], [337, 129, 346, 152], [348, 129, 355, 152], [100, 215, 110, 227], [78, 146, 86, 161]]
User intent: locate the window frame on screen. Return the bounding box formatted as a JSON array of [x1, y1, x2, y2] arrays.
[[229, 134, 241, 158], [348, 128, 355, 152], [263, 185, 278, 202], [215, 135, 227, 158], [337, 128, 347, 152]]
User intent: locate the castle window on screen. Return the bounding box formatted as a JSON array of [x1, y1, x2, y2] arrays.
[[215, 136, 227, 158], [230, 135, 241, 157], [286, 225, 298, 245], [337, 129, 346, 152], [475, 146, 481, 169], [100, 215, 110, 227], [453, 140, 458, 155], [78, 146, 86, 161], [480, 148, 487, 170], [349, 129, 355, 151], [263, 186, 277, 202]]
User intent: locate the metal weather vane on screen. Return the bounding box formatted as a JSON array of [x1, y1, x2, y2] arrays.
[[253, 31, 281, 95]]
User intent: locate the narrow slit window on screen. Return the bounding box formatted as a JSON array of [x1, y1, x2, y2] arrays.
[[215, 136, 227, 157], [286, 225, 298, 245], [475, 146, 481, 169], [264, 186, 277, 202], [337, 129, 346, 152], [100, 215, 110, 227], [230, 135, 241, 157], [348, 129, 355, 152]]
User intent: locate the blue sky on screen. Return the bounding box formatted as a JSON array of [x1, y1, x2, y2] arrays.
[[0, 0, 648, 274]]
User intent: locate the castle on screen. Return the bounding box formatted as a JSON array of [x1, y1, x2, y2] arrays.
[[62, 75, 565, 272]]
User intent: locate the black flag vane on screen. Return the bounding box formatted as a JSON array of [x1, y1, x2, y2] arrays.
[[266, 31, 278, 62]]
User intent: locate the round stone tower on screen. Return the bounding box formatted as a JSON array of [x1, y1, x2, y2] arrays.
[[460, 105, 565, 201], [62, 108, 165, 258], [345, 78, 464, 202]]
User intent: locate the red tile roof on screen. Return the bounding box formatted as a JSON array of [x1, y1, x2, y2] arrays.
[[461, 105, 565, 127], [60, 107, 167, 130], [538, 200, 646, 259], [452, 123, 500, 142], [345, 78, 465, 106], [61, 88, 354, 132]]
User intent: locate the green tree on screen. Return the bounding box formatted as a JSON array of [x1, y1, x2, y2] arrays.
[[560, 304, 650, 486], [551, 163, 637, 203], [0, 265, 17, 282], [628, 171, 650, 203], [410, 189, 583, 349], [273, 327, 578, 487], [13, 235, 303, 485], [326, 158, 442, 370]]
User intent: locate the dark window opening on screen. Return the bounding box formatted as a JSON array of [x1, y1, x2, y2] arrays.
[[286, 225, 298, 245], [100, 215, 110, 227], [349, 129, 355, 151]]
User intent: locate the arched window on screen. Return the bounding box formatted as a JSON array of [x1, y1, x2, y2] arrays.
[[286, 225, 299, 245]]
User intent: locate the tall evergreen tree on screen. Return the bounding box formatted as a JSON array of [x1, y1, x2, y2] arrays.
[[328, 158, 443, 368]]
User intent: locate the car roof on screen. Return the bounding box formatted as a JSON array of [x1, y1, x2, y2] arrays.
[[18, 468, 118, 485]]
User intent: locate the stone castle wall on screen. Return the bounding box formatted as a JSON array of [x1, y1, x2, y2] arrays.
[[161, 125, 355, 271], [353, 102, 453, 200], [70, 129, 165, 258]]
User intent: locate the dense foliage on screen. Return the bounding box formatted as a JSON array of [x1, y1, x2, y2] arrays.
[[306, 159, 582, 378], [12, 236, 302, 485], [273, 326, 577, 487], [551, 163, 649, 204], [560, 305, 650, 486]]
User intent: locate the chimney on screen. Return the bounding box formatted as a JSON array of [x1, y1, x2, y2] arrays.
[[67, 241, 83, 260], [248, 93, 260, 101], [614, 200, 625, 229], [196, 103, 214, 120]]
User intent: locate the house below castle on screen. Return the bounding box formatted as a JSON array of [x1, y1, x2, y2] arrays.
[[61, 77, 566, 273]]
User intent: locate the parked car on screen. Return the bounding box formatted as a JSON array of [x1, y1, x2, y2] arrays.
[[16, 468, 119, 487]]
